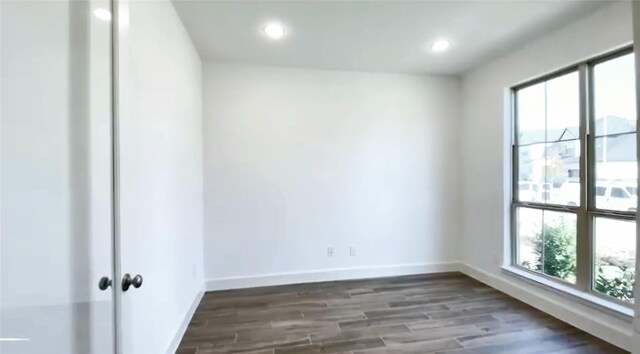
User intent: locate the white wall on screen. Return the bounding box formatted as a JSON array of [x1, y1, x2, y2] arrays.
[[460, 1, 635, 351], [116, 0, 204, 353], [202, 64, 460, 289], [1, 1, 114, 353]]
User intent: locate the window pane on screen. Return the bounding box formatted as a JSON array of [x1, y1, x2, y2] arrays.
[[594, 53, 636, 137], [593, 217, 636, 303], [594, 134, 637, 212], [517, 208, 576, 283], [547, 72, 579, 142], [517, 72, 579, 145], [592, 53, 638, 212], [517, 83, 545, 145]]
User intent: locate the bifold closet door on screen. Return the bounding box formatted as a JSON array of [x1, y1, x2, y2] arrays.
[[0, 1, 116, 353]]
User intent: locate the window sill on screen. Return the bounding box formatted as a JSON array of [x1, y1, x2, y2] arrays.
[[500, 265, 633, 321]]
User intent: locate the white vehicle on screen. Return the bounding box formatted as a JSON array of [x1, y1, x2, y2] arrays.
[[559, 181, 580, 206], [560, 181, 637, 211], [621, 184, 637, 197], [518, 181, 538, 202], [596, 183, 636, 212]]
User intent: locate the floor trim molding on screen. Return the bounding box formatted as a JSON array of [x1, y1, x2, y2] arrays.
[[166, 288, 204, 354], [458, 263, 633, 352], [205, 262, 461, 291]]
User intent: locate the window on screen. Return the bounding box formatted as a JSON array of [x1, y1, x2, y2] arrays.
[[512, 48, 637, 305]]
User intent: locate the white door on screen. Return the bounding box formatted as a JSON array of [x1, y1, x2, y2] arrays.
[[115, 0, 205, 353], [0, 1, 116, 353]]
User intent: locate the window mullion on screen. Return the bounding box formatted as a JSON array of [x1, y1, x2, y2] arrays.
[[575, 63, 591, 292]]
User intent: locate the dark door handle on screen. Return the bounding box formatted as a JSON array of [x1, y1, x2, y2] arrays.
[[122, 273, 143, 291], [98, 276, 112, 291]]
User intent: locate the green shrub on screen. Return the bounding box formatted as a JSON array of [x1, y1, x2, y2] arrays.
[[523, 218, 576, 282], [523, 218, 635, 302], [595, 264, 635, 301]]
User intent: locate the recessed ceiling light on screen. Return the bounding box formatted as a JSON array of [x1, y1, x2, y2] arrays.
[[93, 8, 112, 21], [263, 22, 287, 40], [431, 40, 451, 53]]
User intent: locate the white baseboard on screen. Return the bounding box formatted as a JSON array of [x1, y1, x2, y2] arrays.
[[205, 262, 461, 291], [166, 288, 204, 354], [458, 263, 634, 352]]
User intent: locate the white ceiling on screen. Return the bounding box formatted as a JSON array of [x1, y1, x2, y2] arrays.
[[172, 0, 611, 75]]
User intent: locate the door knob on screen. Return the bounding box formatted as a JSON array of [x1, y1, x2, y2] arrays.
[[122, 273, 143, 291], [98, 276, 112, 290]]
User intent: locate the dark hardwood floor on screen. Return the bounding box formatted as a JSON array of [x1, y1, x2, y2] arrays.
[[176, 273, 627, 354]]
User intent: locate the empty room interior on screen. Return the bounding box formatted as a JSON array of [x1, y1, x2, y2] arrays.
[[2, 0, 640, 353]]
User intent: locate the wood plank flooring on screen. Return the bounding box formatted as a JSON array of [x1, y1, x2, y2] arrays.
[[176, 273, 627, 354]]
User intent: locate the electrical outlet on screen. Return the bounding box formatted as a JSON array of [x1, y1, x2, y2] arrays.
[[327, 246, 334, 257], [349, 246, 356, 256]]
